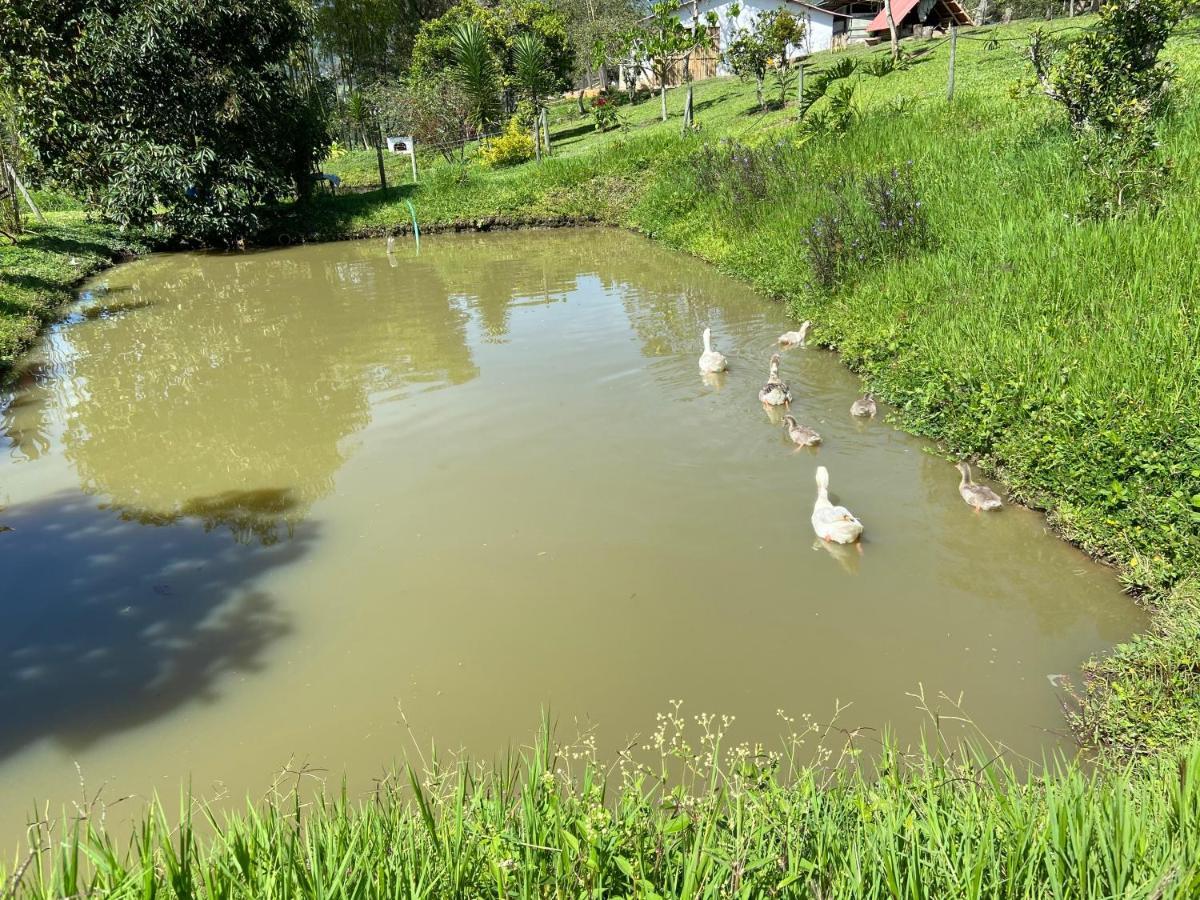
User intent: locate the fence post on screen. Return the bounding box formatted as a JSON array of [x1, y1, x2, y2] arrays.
[[375, 123, 388, 191], [947, 24, 957, 102], [796, 62, 805, 120]]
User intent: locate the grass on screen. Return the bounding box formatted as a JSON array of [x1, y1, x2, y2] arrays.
[[0, 213, 145, 380], [5, 710, 1200, 898], [272, 15, 1200, 757]]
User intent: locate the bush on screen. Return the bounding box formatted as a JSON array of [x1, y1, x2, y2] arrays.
[[592, 95, 620, 132], [805, 163, 932, 293], [1029, 0, 1183, 214], [479, 118, 535, 167]]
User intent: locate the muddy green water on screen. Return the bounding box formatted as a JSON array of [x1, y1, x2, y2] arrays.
[[0, 229, 1142, 841]]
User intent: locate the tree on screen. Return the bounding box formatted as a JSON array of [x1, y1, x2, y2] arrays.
[[1029, 0, 1182, 212], [512, 33, 552, 160], [449, 19, 504, 131], [642, 1, 697, 122], [557, 0, 639, 92], [0, 0, 329, 245], [724, 8, 802, 110], [883, 0, 899, 61], [369, 74, 479, 163], [410, 0, 573, 95]]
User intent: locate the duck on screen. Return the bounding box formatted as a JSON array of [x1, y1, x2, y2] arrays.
[[811, 465, 863, 544], [758, 354, 791, 406], [782, 415, 821, 447], [956, 462, 1002, 511], [850, 392, 876, 417], [698, 327, 728, 374], [778, 320, 812, 348]]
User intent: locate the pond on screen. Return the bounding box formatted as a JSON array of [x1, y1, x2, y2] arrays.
[[0, 229, 1142, 843]]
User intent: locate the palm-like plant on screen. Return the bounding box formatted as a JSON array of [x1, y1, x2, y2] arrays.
[[511, 32, 550, 160], [449, 21, 501, 132]]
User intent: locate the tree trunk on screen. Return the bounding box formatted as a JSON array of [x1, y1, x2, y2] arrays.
[[660, 76, 668, 121], [884, 0, 899, 60], [756, 75, 764, 111]]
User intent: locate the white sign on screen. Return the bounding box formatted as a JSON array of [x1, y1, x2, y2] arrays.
[[385, 136, 418, 183]]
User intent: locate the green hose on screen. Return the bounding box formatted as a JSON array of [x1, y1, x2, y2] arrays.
[[405, 199, 420, 252]]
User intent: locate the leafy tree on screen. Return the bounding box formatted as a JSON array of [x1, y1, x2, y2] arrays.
[[369, 74, 478, 162], [314, 0, 448, 87], [449, 20, 504, 130], [557, 0, 639, 91], [642, 1, 699, 122], [725, 7, 806, 110], [512, 32, 552, 160], [0, 0, 328, 244], [1030, 0, 1183, 212], [410, 0, 573, 94]]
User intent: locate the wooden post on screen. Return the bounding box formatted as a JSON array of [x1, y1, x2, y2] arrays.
[[947, 24, 957, 102], [796, 61, 805, 119], [375, 124, 388, 191], [541, 107, 551, 155], [410, 144, 418, 184], [681, 84, 693, 134]]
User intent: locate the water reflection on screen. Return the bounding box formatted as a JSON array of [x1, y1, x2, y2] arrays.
[[51, 247, 483, 524], [0, 491, 310, 760]]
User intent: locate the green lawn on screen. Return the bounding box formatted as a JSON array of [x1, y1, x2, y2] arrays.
[[0, 213, 145, 378]]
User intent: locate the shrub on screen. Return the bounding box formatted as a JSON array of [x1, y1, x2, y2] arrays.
[[804, 162, 932, 293], [1029, 0, 1183, 214], [479, 118, 535, 167], [592, 95, 620, 132]]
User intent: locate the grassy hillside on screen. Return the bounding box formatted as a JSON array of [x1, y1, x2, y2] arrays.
[[288, 17, 1200, 755]]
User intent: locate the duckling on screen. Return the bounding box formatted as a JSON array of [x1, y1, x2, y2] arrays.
[[850, 392, 876, 417], [811, 465, 863, 544], [698, 327, 728, 374], [778, 320, 812, 348], [956, 462, 1002, 511], [758, 354, 791, 406], [782, 415, 821, 447]]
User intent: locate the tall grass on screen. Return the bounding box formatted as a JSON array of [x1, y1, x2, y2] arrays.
[[5, 709, 1200, 898]]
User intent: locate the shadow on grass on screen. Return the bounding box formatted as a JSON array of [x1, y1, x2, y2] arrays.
[[0, 488, 314, 762], [260, 186, 420, 243], [11, 230, 124, 261]]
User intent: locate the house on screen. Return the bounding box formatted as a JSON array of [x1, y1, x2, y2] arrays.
[[864, 0, 972, 36], [819, 0, 973, 41], [621, 0, 853, 89]]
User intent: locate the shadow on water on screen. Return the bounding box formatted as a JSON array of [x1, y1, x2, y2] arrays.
[[0, 489, 314, 762]]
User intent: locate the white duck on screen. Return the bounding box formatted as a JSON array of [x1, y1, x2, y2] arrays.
[[850, 392, 876, 417], [698, 327, 728, 374], [811, 466, 863, 544], [778, 321, 812, 348], [782, 415, 821, 447], [758, 354, 791, 406], [956, 462, 1002, 511]]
